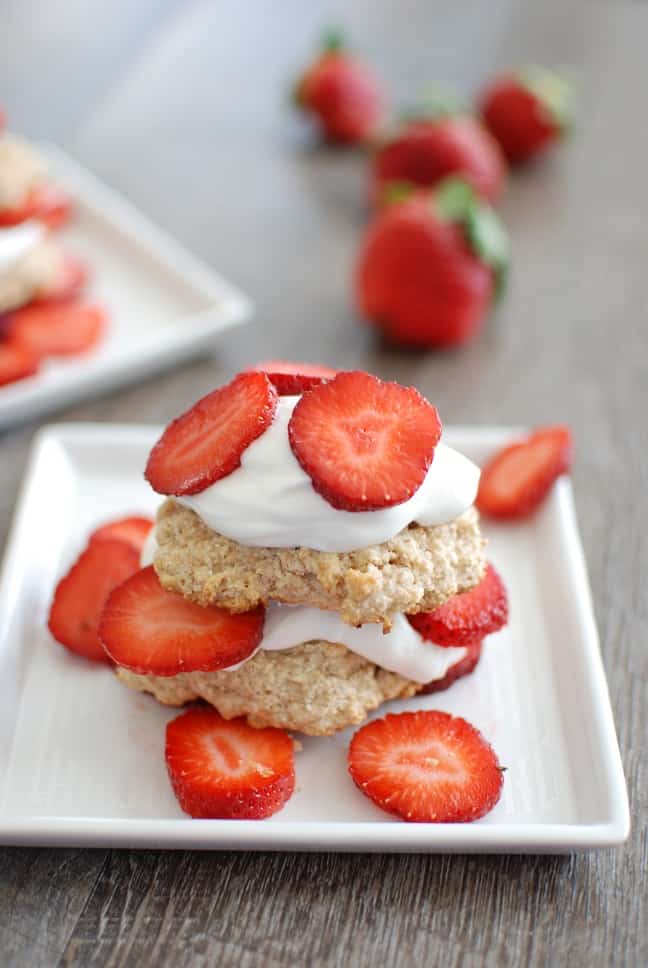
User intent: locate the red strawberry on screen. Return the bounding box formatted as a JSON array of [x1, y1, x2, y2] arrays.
[[288, 370, 441, 511], [373, 115, 506, 205], [356, 178, 508, 348], [409, 563, 508, 647], [8, 302, 106, 359], [89, 516, 154, 553], [249, 360, 338, 396], [165, 708, 295, 819], [348, 710, 503, 822], [0, 184, 73, 229], [294, 30, 383, 144], [0, 342, 39, 387], [476, 425, 573, 519], [35, 255, 88, 304], [479, 69, 574, 165], [99, 566, 264, 676], [48, 539, 141, 663], [419, 640, 483, 694], [145, 372, 278, 496]]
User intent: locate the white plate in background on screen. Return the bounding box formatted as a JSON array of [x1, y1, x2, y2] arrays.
[[0, 425, 629, 852], [0, 144, 250, 429]]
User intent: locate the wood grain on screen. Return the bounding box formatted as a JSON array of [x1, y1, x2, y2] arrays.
[[0, 1, 646, 965]]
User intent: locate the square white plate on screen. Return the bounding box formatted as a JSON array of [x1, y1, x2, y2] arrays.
[[0, 424, 629, 852], [0, 145, 250, 428]]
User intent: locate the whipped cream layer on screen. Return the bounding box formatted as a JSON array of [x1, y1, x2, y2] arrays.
[[140, 530, 465, 683], [261, 603, 465, 683], [0, 220, 44, 273], [178, 395, 480, 553]]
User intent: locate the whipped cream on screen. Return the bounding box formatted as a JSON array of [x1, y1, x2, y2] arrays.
[[177, 395, 480, 553], [140, 529, 464, 683], [0, 135, 46, 209], [260, 603, 465, 683], [0, 220, 44, 273]]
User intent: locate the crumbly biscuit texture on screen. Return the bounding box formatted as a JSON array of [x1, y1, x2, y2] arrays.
[[153, 500, 485, 628], [116, 640, 420, 736], [0, 135, 46, 209], [0, 240, 62, 313]]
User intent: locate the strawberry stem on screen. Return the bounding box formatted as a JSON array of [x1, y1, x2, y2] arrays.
[[321, 27, 344, 53]]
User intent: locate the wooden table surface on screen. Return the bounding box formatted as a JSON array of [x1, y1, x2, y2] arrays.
[[1, 1, 646, 964]]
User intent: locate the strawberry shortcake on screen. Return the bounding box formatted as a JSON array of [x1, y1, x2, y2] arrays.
[[0, 120, 72, 229], [101, 365, 507, 735]]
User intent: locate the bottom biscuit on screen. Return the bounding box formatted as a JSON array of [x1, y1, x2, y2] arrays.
[[116, 640, 421, 736]]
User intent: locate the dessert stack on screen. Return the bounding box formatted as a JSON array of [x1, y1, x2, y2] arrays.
[[99, 365, 507, 736]]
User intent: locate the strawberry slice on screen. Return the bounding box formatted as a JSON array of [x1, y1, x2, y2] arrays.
[[348, 710, 504, 822], [420, 640, 483, 694], [165, 708, 295, 819], [0, 184, 73, 229], [0, 342, 39, 387], [145, 371, 278, 496], [249, 360, 338, 395], [89, 516, 154, 554], [476, 426, 573, 519], [34, 254, 88, 305], [48, 539, 141, 663], [288, 370, 442, 511], [409, 563, 508, 647], [99, 565, 265, 676], [8, 302, 106, 359]]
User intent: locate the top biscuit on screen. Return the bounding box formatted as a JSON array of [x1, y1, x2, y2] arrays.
[[153, 499, 485, 628]]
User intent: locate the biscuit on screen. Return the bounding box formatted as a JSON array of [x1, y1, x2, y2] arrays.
[[0, 240, 62, 313], [153, 499, 485, 629], [116, 640, 420, 736]]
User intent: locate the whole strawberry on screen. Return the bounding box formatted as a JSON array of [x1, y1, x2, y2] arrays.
[[372, 105, 506, 205], [294, 30, 383, 145], [355, 177, 509, 348], [479, 68, 574, 165]]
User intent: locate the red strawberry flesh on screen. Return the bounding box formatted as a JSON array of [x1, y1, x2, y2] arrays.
[[419, 639, 483, 694], [348, 709, 503, 822], [145, 371, 278, 496], [0, 342, 39, 387], [8, 302, 106, 359], [288, 370, 442, 511], [476, 426, 573, 519], [409, 563, 508, 647], [165, 708, 295, 819], [89, 516, 154, 554], [99, 566, 264, 676], [249, 359, 338, 395], [48, 539, 141, 663]]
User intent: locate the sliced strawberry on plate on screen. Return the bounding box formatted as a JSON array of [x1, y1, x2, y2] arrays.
[[419, 639, 483, 694], [145, 371, 278, 496], [99, 565, 265, 676], [34, 254, 88, 304], [89, 516, 154, 554], [8, 302, 106, 359], [476, 425, 573, 519], [0, 342, 39, 387], [348, 709, 504, 822], [288, 370, 442, 511], [165, 707, 295, 819], [48, 538, 141, 663], [409, 563, 508, 647], [0, 184, 73, 229], [249, 360, 338, 395]]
